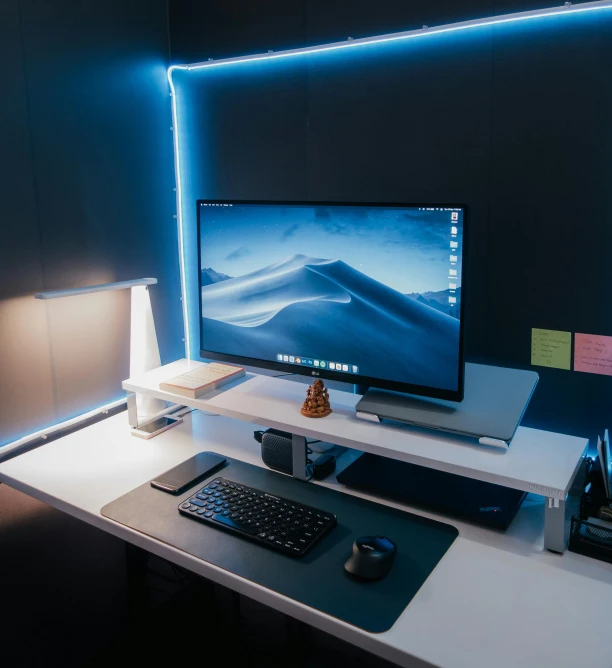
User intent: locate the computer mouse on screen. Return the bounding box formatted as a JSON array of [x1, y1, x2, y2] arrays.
[[344, 535, 397, 580]]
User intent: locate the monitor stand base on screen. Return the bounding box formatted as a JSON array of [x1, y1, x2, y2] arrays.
[[354, 363, 539, 450]]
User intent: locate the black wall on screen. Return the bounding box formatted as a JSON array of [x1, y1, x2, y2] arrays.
[[168, 0, 612, 442], [0, 1, 183, 446]]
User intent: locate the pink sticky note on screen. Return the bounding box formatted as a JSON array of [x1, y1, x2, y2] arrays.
[[574, 333, 612, 376]]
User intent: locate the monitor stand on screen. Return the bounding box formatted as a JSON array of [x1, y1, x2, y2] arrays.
[[355, 363, 539, 450]]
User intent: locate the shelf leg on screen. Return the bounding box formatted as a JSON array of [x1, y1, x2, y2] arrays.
[[544, 496, 568, 553], [544, 453, 588, 553], [127, 391, 139, 428]]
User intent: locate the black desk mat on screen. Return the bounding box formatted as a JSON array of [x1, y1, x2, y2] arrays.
[[101, 456, 458, 633]]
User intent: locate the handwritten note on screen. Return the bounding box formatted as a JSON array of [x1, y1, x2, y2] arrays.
[[574, 333, 612, 376], [531, 328, 571, 370]]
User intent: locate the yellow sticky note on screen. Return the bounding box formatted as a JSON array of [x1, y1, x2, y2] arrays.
[[531, 328, 571, 370]]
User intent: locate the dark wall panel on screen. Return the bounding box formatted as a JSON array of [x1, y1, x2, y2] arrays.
[[19, 0, 183, 363], [1, 1, 183, 446], [485, 11, 612, 437], [0, 0, 56, 444], [169, 0, 306, 62], [168, 0, 612, 442]]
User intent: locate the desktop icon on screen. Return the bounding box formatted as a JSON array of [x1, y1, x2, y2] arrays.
[[283, 355, 289, 362], [320, 361, 326, 368], [449, 296, 457, 304], [450, 255, 458, 263], [451, 212, 458, 220], [450, 241, 458, 249], [277, 354, 283, 361], [289, 356, 295, 363], [352, 365, 359, 373], [451, 226, 457, 235], [449, 269, 457, 276], [342, 364, 349, 372], [449, 282, 457, 290], [296, 357, 301, 364], [314, 360, 320, 367], [329, 363, 336, 370]]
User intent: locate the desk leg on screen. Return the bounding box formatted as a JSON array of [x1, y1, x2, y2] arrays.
[[125, 543, 149, 614], [285, 616, 313, 664]]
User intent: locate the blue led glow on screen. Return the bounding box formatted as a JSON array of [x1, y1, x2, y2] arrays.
[[168, 0, 612, 359]]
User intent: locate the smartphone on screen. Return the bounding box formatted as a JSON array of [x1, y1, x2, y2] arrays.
[[150, 452, 227, 494], [132, 416, 183, 440]]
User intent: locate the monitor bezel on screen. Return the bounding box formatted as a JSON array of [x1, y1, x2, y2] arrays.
[[196, 199, 468, 402]]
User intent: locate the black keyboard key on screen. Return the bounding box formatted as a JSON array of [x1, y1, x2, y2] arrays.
[[205, 511, 213, 517]]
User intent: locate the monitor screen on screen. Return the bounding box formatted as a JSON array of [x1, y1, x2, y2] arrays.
[[197, 201, 466, 401]]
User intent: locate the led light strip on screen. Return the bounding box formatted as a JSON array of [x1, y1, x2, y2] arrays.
[[168, 0, 612, 358], [1, 398, 126, 460], [168, 73, 191, 358]]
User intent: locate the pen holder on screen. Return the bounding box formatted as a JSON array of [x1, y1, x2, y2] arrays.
[[568, 491, 612, 564]]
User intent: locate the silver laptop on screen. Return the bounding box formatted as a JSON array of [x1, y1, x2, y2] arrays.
[[355, 363, 539, 448]]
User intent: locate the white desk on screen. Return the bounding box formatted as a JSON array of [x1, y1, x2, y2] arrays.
[[1, 409, 610, 668]]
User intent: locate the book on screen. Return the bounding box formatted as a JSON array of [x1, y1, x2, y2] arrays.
[[603, 429, 612, 500], [596, 434, 611, 499], [159, 363, 245, 398]]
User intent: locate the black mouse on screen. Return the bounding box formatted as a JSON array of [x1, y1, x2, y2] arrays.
[[344, 536, 397, 580]]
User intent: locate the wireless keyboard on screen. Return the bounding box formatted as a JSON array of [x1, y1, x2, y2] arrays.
[[178, 477, 336, 556]]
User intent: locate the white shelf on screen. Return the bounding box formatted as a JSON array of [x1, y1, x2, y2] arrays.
[[124, 359, 587, 499]]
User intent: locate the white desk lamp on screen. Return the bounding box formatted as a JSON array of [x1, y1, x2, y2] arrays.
[[34, 278, 166, 420]]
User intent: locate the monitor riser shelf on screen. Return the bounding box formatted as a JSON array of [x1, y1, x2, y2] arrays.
[[123, 359, 588, 553]]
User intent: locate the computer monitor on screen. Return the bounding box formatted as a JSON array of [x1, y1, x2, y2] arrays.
[[197, 200, 467, 402]]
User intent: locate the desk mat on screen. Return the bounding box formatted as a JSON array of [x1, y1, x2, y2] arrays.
[[101, 456, 458, 633]]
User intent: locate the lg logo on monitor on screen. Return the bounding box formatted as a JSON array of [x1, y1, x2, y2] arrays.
[[311, 371, 320, 376]]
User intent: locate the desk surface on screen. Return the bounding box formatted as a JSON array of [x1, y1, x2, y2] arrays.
[[1, 410, 611, 668]]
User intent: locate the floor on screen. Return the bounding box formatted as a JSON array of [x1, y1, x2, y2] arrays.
[[0, 484, 400, 667]]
